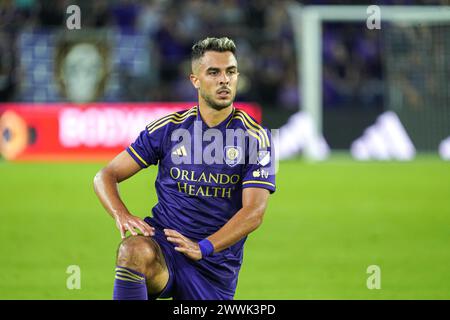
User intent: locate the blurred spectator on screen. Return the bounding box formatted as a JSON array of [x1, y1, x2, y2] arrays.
[[0, 31, 15, 100], [37, 0, 65, 27], [0, 0, 22, 101], [137, 0, 163, 36], [111, 0, 140, 32], [92, 0, 112, 28], [278, 68, 300, 111], [0, 0, 447, 113]]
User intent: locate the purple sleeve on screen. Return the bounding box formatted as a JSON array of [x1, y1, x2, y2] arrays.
[[126, 128, 161, 168], [242, 129, 276, 193]]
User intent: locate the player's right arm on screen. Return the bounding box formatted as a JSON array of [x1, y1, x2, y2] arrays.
[[93, 150, 155, 239]]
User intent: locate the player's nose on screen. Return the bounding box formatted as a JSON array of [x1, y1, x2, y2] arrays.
[[218, 72, 230, 85]]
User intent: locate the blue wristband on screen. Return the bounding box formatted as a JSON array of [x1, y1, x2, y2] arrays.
[[198, 239, 214, 258]]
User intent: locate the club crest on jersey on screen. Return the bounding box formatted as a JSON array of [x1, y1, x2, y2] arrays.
[[224, 146, 242, 167], [257, 150, 271, 166]]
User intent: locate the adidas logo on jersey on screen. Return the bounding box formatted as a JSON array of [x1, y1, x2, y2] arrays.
[[172, 145, 188, 157]]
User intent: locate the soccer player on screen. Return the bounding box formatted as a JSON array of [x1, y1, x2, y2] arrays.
[[93, 37, 276, 300]]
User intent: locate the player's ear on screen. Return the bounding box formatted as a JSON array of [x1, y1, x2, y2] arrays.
[[190, 74, 200, 90]]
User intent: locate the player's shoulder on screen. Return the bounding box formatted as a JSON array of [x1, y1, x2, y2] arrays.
[[145, 106, 198, 136], [232, 108, 259, 124], [230, 108, 267, 130], [229, 108, 271, 148]]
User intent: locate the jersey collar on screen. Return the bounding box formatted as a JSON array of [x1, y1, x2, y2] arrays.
[[196, 105, 236, 130]]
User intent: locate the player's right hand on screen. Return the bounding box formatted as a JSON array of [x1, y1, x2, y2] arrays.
[[115, 213, 155, 239]]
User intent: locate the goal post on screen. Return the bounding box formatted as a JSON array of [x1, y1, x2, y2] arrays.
[[287, 4, 450, 157]]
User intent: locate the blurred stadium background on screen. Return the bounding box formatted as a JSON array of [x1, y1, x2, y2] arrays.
[[0, 0, 449, 299]]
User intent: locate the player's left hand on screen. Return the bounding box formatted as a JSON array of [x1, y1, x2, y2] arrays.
[[164, 229, 202, 261]]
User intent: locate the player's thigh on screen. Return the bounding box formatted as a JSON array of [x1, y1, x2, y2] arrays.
[[173, 266, 233, 300]]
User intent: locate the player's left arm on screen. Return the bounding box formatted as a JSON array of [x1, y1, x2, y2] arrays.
[[164, 187, 269, 260]]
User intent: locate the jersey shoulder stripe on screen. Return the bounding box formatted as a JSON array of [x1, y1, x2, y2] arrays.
[[231, 110, 270, 148], [146, 106, 197, 135], [235, 110, 270, 147], [231, 113, 266, 148], [146, 106, 197, 131]]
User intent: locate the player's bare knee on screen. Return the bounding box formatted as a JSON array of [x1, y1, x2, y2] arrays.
[[116, 235, 159, 270]]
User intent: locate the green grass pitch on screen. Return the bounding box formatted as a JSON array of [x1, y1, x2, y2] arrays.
[[0, 156, 449, 299]]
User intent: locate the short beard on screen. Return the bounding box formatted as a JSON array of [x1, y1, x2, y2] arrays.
[[200, 90, 234, 111]]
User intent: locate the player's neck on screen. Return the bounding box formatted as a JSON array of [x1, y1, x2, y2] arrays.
[[198, 103, 233, 128]]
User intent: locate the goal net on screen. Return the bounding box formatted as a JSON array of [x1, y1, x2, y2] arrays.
[[383, 22, 450, 150], [287, 4, 450, 156]]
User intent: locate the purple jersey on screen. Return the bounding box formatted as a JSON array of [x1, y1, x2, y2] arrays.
[[126, 105, 276, 297]]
